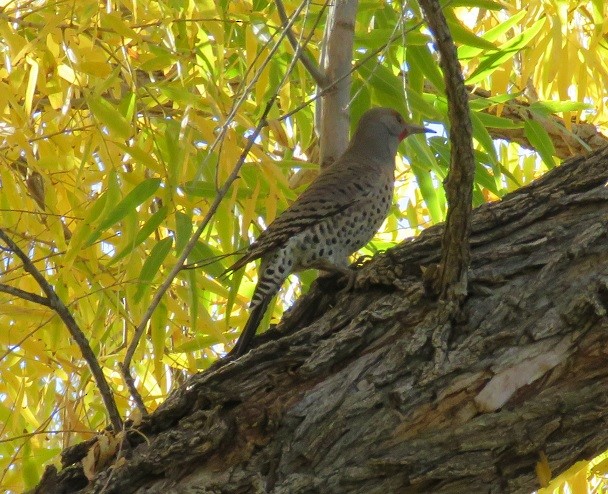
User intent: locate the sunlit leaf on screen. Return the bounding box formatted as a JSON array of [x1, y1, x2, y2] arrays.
[[87, 178, 161, 245], [87, 97, 132, 139], [466, 18, 546, 85], [134, 237, 173, 302], [110, 206, 169, 265], [524, 120, 557, 168]]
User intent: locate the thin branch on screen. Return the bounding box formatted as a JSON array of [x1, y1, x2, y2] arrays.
[[192, 0, 311, 180], [0, 284, 51, 306], [121, 0, 315, 388], [121, 0, 322, 413], [0, 229, 123, 432], [418, 0, 475, 300], [120, 99, 277, 412], [277, 17, 427, 124], [274, 0, 327, 86]]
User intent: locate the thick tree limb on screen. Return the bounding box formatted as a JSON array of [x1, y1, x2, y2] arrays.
[[418, 0, 475, 300], [35, 144, 608, 494]]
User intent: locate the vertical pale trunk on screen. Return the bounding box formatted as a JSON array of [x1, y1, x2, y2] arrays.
[[318, 0, 358, 167]]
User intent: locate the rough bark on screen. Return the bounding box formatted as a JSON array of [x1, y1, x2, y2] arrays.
[[418, 0, 475, 298], [37, 146, 608, 493], [465, 86, 608, 159]]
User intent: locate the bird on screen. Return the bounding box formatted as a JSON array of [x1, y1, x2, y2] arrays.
[[227, 107, 432, 357]]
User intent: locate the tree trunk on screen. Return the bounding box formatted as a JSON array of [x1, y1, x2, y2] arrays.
[[37, 146, 608, 493], [318, 0, 358, 167]]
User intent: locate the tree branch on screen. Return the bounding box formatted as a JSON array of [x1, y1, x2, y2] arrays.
[[418, 0, 475, 300], [0, 283, 51, 306], [119, 1, 312, 369], [121, 0, 320, 413], [0, 229, 123, 433], [274, 0, 326, 87], [39, 146, 608, 493]]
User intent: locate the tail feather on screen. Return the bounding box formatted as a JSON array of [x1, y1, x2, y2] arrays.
[[228, 296, 271, 358]]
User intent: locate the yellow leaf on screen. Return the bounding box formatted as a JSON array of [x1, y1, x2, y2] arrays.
[[100, 12, 141, 40], [25, 57, 39, 116], [241, 179, 261, 240], [57, 64, 85, 85], [268, 119, 290, 148], [535, 451, 552, 488], [79, 61, 113, 78]]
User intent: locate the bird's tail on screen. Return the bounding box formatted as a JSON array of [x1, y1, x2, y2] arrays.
[[228, 296, 271, 358]]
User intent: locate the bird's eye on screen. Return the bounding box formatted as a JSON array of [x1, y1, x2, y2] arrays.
[[395, 114, 403, 123]]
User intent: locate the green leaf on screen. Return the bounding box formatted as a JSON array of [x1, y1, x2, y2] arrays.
[[459, 10, 527, 60], [447, 0, 505, 9], [356, 63, 407, 114], [406, 89, 445, 120], [173, 333, 221, 352], [116, 141, 160, 171], [411, 162, 444, 224], [188, 268, 199, 334], [355, 29, 429, 48], [175, 211, 192, 255], [86, 178, 161, 245], [100, 12, 141, 39], [466, 18, 546, 85], [474, 111, 523, 129], [87, 96, 132, 139], [407, 45, 445, 93], [189, 241, 227, 278], [407, 137, 445, 223], [470, 111, 498, 162], [524, 120, 557, 168], [118, 91, 137, 122], [151, 301, 168, 367], [159, 86, 210, 111], [109, 205, 168, 265], [134, 237, 173, 302], [446, 13, 499, 51], [181, 180, 249, 199]]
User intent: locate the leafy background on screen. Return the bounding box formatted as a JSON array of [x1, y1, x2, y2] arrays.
[[0, 0, 607, 491]]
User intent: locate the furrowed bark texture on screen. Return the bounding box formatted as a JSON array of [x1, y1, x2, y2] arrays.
[[39, 147, 608, 493], [418, 0, 475, 298]]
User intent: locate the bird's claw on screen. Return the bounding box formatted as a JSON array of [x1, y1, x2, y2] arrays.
[[337, 268, 358, 294]]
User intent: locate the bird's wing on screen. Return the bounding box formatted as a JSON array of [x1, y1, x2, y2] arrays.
[[228, 160, 375, 271]]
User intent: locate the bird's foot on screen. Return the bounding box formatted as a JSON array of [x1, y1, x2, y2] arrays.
[[337, 268, 358, 293], [316, 264, 358, 294]]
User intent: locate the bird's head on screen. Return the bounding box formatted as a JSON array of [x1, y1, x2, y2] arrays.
[[350, 107, 433, 162]]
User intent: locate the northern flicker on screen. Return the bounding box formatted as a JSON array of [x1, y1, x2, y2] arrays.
[[227, 107, 431, 357]]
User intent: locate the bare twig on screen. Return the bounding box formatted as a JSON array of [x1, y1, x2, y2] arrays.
[[418, 0, 475, 300], [274, 0, 326, 86], [0, 284, 50, 306], [0, 229, 123, 432], [277, 17, 427, 124], [121, 0, 315, 411], [121, 4, 320, 412]]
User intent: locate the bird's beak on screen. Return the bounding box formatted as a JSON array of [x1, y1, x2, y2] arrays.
[[400, 125, 434, 140]]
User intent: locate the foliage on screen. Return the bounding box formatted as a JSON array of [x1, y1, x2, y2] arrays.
[[0, 0, 606, 490]]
